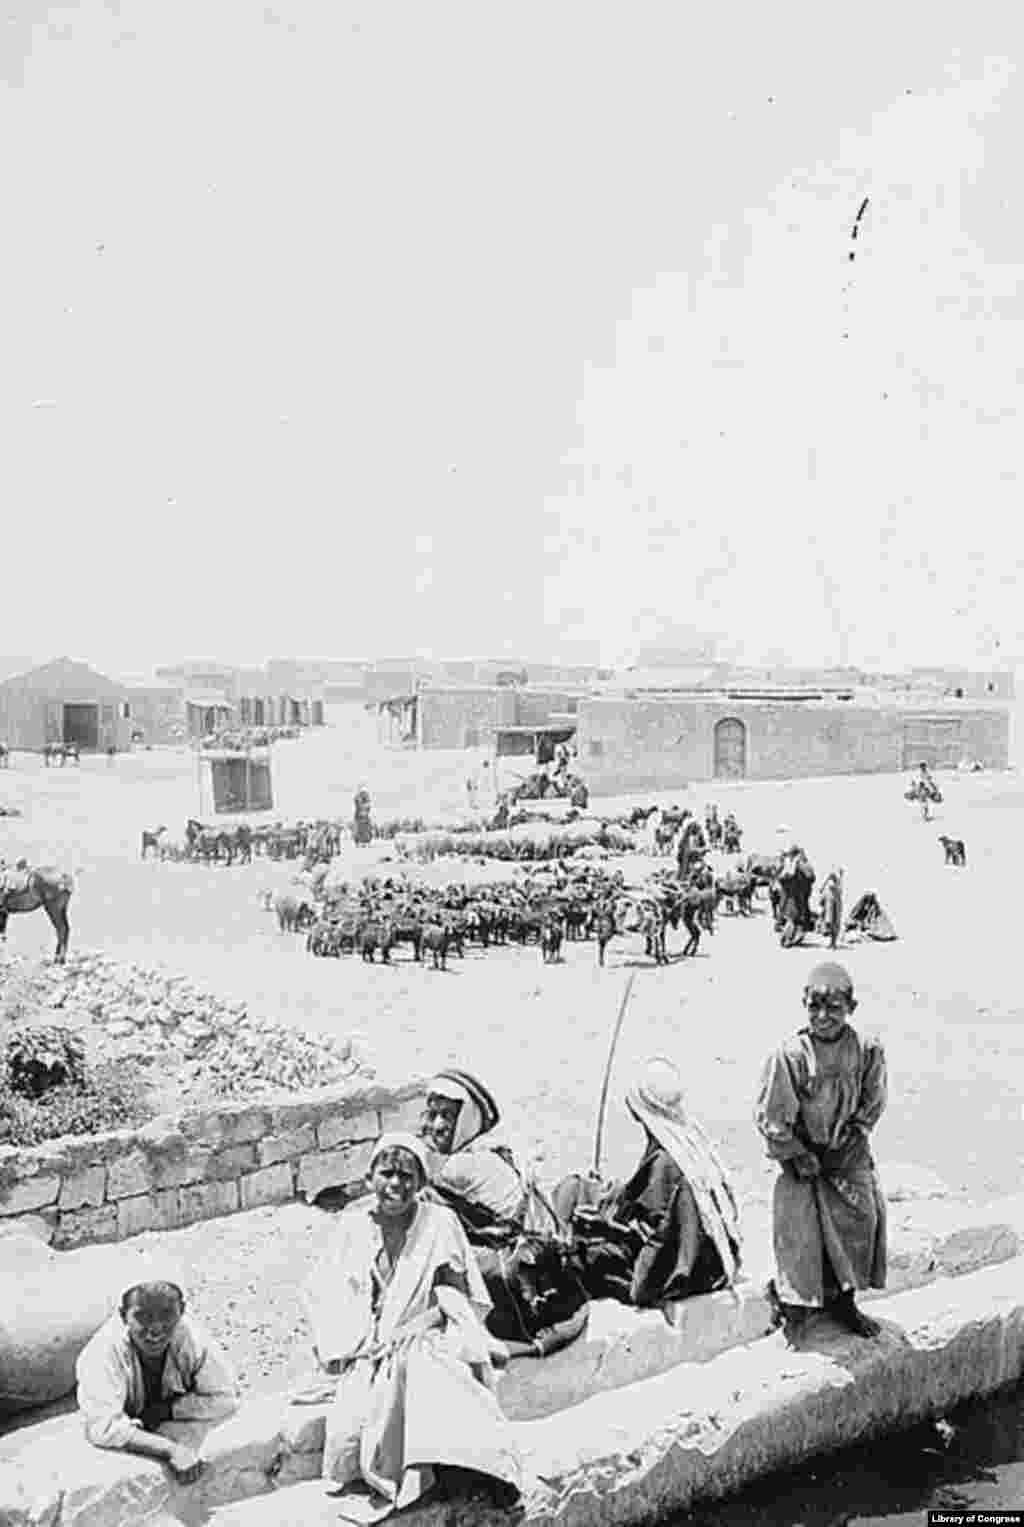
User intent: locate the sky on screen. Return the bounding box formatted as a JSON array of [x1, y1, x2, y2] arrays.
[[3, 2, 1023, 677]]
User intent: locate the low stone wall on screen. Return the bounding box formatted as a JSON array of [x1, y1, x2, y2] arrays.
[[0, 1081, 427, 1250]]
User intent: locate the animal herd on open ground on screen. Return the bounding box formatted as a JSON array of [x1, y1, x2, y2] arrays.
[[0, 760, 972, 966]]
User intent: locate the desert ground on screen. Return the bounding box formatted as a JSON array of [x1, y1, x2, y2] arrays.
[[2, 703, 1024, 1402]]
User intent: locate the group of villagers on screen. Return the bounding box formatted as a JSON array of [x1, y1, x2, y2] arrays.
[[76, 960, 887, 1523]]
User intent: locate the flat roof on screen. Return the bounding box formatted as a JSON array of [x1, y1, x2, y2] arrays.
[[580, 692, 1009, 712], [495, 723, 577, 735]]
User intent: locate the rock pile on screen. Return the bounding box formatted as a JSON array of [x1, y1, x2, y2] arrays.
[[0, 952, 371, 1105]]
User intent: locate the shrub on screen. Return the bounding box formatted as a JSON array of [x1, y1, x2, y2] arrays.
[[0, 1058, 153, 1147], [3, 1023, 86, 1099]]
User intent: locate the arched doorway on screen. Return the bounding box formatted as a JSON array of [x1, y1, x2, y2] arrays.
[[714, 717, 747, 779]]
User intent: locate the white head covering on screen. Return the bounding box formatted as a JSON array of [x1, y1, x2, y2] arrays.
[[427, 1073, 497, 1153], [625, 1056, 742, 1286], [370, 1131, 430, 1182]]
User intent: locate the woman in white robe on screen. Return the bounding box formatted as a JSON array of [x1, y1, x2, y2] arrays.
[[304, 1131, 521, 1523]]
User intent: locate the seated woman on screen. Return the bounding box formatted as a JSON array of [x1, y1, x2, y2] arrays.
[[304, 1131, 521, 1523], [421, 1070, 589, 1359], [75, 1271, 238, 1483], [845, 891, 897, 942], [551, 1057, 742, 1308]]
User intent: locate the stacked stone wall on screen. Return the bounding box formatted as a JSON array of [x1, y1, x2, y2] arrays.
[[0, 1080, 425, 1250]]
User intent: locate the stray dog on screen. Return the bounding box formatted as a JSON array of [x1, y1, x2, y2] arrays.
[[938, 835, 967, 867]]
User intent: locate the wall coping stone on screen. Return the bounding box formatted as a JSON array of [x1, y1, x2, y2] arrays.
[[0, 1077, 427, 1249], [3, 1255, 1024, 1527]]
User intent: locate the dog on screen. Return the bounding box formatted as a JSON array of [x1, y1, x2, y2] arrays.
[[938, 835, 967, 867]]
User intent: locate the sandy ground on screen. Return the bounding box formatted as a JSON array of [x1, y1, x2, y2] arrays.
[[2, 707, 1023, 1397]]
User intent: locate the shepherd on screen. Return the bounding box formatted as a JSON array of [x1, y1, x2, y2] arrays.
[[756, 962, 888, 1342], [353, 786, 374, 847], [552, 1056, 742, 1308]]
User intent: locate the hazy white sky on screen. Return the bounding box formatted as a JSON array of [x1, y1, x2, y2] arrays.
[[4, 2, 1023, 675]]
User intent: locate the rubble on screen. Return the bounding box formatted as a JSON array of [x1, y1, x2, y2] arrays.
[[0, 953, 371, 1112]]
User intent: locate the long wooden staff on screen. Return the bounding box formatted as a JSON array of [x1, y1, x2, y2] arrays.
[[591, 970, 636, 1178]]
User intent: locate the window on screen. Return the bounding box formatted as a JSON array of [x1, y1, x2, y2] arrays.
[[954, 687, 964, 699], [588, 738, 604, 757], [464, 727, 480, 748], [120, 702, 131, 720], [566, 698, 579, 714], [986, 681, 996, 694]]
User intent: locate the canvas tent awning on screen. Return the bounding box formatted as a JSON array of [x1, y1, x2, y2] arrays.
[[495, 724, 576, 758]]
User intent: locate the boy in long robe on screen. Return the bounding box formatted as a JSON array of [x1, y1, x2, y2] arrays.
[[304, 1131, 521, 1523], [756, 961, 888, 1341], [75, 1272, 238, 1482], [552, 1057, 742, 1308]]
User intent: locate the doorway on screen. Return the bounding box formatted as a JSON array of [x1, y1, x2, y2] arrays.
[[713, 717, 747, 779], [62, 703, 99, 750]]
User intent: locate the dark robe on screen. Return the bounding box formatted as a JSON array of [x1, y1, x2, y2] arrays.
[[427, 1148, 589, 1352], [553, 1139, 730, 1308]]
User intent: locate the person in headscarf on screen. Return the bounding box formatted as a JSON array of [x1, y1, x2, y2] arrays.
[[551, 1057, 742, 1308], [756, 962, 887, 1342], [844, 891, 897, 942], [75, 1263, 238, 1482], [303, 1130, 521, 1522], [817, 867, 844, 951], [352, 786, 373, 846], [421, 1071, 589, 1359]]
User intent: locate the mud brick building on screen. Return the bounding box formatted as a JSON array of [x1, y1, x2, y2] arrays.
[[0, 658, 136, 753], [377, 685, 582, 750], [575, 692, 1010, 795]]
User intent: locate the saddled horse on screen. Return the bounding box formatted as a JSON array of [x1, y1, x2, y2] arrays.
[[0, 863, 74, 962]]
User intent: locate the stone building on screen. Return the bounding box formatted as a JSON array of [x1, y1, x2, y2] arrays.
[[575, 692, 1009, 795], [0, 658, 136, 752], [377, 685, 583, 750]]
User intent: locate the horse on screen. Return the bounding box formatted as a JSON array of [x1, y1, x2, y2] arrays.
[[0, 863, 74, 962], [938, 835, 967, 868]]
